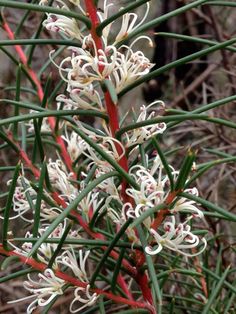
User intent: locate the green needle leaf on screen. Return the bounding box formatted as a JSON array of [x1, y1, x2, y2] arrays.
[[202, 266, 231, 314], [137, 225, 162, 308], [174, 149, 196, 191], [103, 79, 118, 105], [32, 162, 46, 239], [28, 171, 119, 257], [0, 268, 35, 283], [2, 164, 20, 250], [13, 64, 22, 139], [90, 218, 132, 287], [152, 137, 174, 191], [47, 223, 72, 269]]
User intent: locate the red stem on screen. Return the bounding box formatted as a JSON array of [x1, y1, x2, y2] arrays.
[[7, 132, 41, 179], [0, 245, 153, 311], [2, 20, 75, 176], [85, 1, 154, 309]]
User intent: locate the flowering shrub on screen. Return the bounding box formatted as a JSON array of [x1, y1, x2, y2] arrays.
[[1, 0, 236, 313]]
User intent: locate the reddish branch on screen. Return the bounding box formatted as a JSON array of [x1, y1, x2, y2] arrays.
[[2, 20, 75, 176], [0, 245, 153, 311], [85, 1, 156, 311]]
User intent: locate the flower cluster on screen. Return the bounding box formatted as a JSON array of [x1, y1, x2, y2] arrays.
[[3, 1, 207, 313], [9, 249, 97, 314], [40, 0, 154, 114]]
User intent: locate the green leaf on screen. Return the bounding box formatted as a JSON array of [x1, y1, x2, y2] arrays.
[[0, 256, 21, 270], [103, 79, 118, 105], [0, 129, 19, 152], [28, 171, 119, 257], [15, 0, 39, 36], [2, 164, 20, 250], [32, 162, 46, 239], [90, 218, 132, 287], [202, 266, 236, 294], [47, 223, 72, 269], [116, 310, 149, 314], [186, 156, 236, 188], [32, 119, 45, 162], [13, 64, 22, 139], [0, 109, 108, 127], [207, 1, 236, 7], [156, 32, 236, 54], [117, 113, 236, 139], [202, 266, 231, 314], [111, 247, 126, 293], [14, 237, 142, 250], [174, 149, 196, 191], [27, 1, 54, 66], [167, 94, 236, 129], [137, 225, 162, 309], [152, 137, 174, 191], [0, 268, 35, 283], [0, 99, 48, 112]]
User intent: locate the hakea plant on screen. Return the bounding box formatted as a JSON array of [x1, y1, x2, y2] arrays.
[[4, 0, 236, 313]]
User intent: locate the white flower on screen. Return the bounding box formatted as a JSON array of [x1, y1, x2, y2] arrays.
[[57, 85, 104, 112], [126, 159, 168, 210], [172, 188, 204, 218], [11, 185, 36, 221], [55, 39, 119, 91], [47, 159, 77, 201], [75, 122, 125, 170], [40, 205, 63, 221], [41, 0, 84, 40], [97, 0, 114, 45], [56, 249, 90, 282], [114, 3, 150, 44], [124, 101, 166, 148], [0, 177, 36, 222], [70, 285, 98, 313], [26, 110, 51, 133], [61, 127, 88, 161], [52, 39, 153, 94], [145, 216, 207, 257], [98, 196, 137, 243], [97, 0, 150, 45], [78, 190, 104, 220], [8, 269, 65, 314], [13, 222, 68, 265], [111, 44, 154, 93], [24, 269, 65, 313], [56, 249, 98, 313], [94, 168, 120, 195]]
